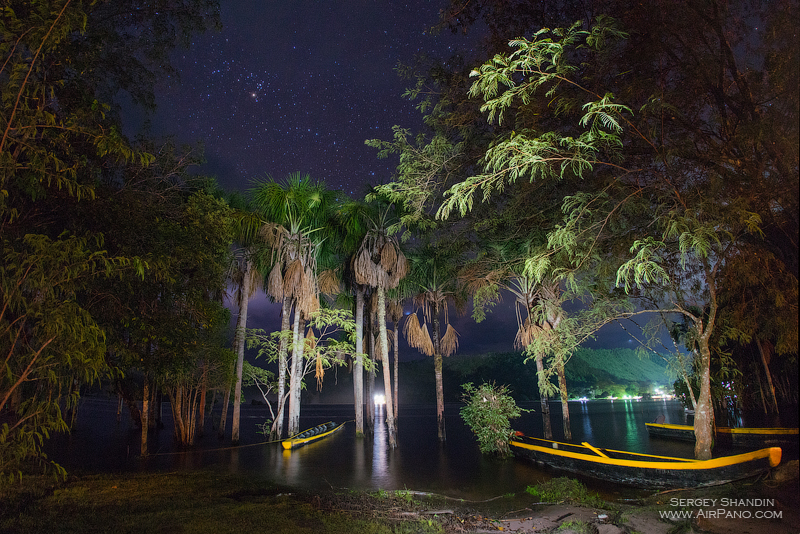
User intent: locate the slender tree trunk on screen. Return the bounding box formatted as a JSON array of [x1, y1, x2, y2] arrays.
[[197, 363, 207, 438], [377, 287, 397, 448], [556, 362, 571, 440], [232, 259, 253, 444], [756, 339, 779, 414], [288, 306, 304, 436], [365, 320, 375, 436], [354, 287, 365, 437], [218, 381, 231, 439], [393, 320, 399, 419], [432, 301, 445, 442], [272, 296, 292, 440], [141, 374, 150, 456], [534, 353, 552, 439]]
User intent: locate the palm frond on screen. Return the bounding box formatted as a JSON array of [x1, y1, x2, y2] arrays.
[[403, 313, 434, 356], [441, 323, 460, 357], [283, 259, 304, 299], [267, 261, 284, 301]]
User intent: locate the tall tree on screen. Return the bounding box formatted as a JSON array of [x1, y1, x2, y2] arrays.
[[403, 242, 464, 442], [353, 207, 408, 448]]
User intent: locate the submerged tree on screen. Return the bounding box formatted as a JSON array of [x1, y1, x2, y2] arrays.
[[353, 208, 408, 448]]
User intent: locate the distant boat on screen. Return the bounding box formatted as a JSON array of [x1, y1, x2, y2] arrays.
[[510, 434, 782, 489], [281, 421, 345, 450], [645, 422, 799, 449]]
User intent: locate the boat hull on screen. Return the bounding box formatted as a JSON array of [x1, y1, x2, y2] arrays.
[[510, 436, 781, 489], [646, 423, 799, 449], [281, 421, 345, 450]]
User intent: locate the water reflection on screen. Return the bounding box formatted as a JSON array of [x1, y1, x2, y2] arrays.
[[50, 398, 704, 501]]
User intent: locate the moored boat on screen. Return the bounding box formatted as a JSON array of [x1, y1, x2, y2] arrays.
[[282, 421, 346, 450], [645, 423, 799, 449], [510, 434, 782, 489]]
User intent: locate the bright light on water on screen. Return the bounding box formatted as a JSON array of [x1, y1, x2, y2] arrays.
[[374, 394, 385, 406]]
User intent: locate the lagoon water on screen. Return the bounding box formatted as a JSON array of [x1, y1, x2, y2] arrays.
[[48, 397, 697, 500]]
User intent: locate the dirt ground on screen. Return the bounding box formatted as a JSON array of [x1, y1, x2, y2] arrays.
[[313, 460, 800, 533]]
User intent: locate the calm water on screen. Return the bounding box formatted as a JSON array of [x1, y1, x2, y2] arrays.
[[48, 397, 701, 500]]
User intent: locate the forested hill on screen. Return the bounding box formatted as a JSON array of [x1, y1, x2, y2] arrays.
[[394, 347, 676, 403]]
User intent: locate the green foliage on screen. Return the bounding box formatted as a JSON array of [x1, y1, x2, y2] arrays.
[[525, 477, 605, 508], [459, 382, 526, 457]]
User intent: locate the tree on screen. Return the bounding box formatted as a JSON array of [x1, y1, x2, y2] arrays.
[[353, 207, 408, 448], [403, 242, 464, 442], [443, 10, 798, 459], [251, 173, 339, 436], [460, 382, 526, 457]]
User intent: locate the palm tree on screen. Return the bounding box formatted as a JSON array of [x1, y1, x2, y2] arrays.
[[225, 200, 278, 444], [353, 207, 407, 448], [404, 243, 464, 442], [335, 199, 374, 438], [251, 173, 338, 436]]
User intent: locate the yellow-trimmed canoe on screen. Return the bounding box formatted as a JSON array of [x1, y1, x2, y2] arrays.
[[510, 434, 781, 489], [646, 423, 799, 449], [282, 421, 345, 450]]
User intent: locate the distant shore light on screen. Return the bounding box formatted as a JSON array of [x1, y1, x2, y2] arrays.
[[374, 394, 385, 406]]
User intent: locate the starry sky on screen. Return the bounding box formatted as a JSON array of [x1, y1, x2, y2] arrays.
[[141, 1, 472, 197], [129, 1, 661, 356]]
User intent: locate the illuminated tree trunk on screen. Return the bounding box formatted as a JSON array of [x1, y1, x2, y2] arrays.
[[534, 353, 552, 439], [393, 320, 399, 418], [756, 339, 779, 415], [377, 286, 397, 448], [288, 309, 304, 436], [272, 296, 291, 439], [433, 301, 445, 442], [197, 363, 207, 437], [231, 259, 252, 444], [556, 362, 571, 440], [694, 342, 714, 460], [354, 287, 365, 437], [365, 318, 375, 436]]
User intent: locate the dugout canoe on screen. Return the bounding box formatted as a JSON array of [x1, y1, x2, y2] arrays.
[[510, 434, 782, 489], [645, 423, 799, 449], [281, 421, 345, 450]]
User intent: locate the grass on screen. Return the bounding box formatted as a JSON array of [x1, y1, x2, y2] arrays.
[[525, 477, 608, 508], [0, 470, 444, 534]]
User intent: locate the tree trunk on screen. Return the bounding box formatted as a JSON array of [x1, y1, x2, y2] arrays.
[[218, 381, 231, 439], [756, 339, 779, 415], [354, 287, 365, 437], [556, 362, 571, 440], [393, 320, 399, 419], [272, 296, 292, 440], [365, 319, 375, 436], [432, 301, 445, 442], [141, 374, 150, 457], [197, 363, 207, 437], [231, 259, 252, 445], [694, 344, 715, 460], [287, 307, 304, 436], [377, 287, 397, 448], [534, 353, 552, 439]]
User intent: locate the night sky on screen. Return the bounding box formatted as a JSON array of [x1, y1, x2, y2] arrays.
[[137, 1, 472, 197], [126, 1, 654, 355]]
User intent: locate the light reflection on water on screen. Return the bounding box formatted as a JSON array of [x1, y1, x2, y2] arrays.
[[50, 397, 697, 500]]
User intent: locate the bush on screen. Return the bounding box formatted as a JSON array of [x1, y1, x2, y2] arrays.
[[459, 382, 526, 457]]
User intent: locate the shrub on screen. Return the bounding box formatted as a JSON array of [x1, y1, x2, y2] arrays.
[[459, 382, 526, 457]]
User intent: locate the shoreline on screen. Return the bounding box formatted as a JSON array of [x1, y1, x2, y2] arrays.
[[2, 461, 797, 533]]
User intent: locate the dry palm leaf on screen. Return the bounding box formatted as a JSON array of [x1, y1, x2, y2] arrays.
[[267, 262, 284, 301], [514, 317, 543, 350], [283, 259, 304, 299], [403, 313, 434, 356], [441, 323, 460, 357], [380, 241, 398, 272], [317, 268, 340, 295]]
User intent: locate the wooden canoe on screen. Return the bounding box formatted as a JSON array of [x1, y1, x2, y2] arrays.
[[646, 423, 799, 449], [281, 421, 345, 450], [510, 434, 782, 489]]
